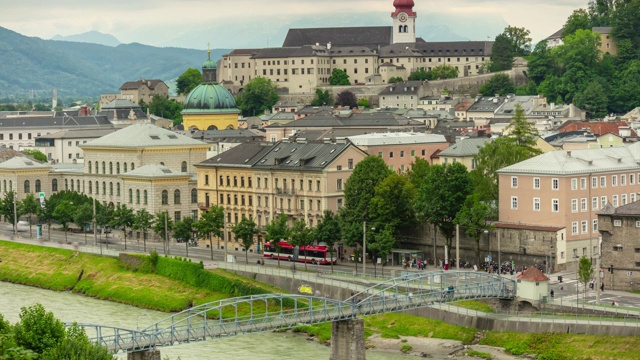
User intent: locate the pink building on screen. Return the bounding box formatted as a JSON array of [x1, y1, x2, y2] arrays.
[[498, 143, 640, 269], [347, 132, 448, 172]]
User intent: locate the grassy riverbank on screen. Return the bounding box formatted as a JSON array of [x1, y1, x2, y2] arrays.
[[0, 241, 276, 313]]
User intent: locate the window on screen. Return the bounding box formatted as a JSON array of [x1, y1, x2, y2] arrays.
[[400, 151, 405, 158], [233, 176, 237, 187], [581, 220, 588, 234], [317, 180, 320, 192], [102, 162, 106, 174], [248, 177, 252, 188], [116, 163, 120, 174], [191, 189, 197, 203], [632, 193, 637, 203], [614, 219, 622, 227], [571, 199, 578, 213], [109, 182, 113, 195], [389, 151, 394, 158], [88, 162, 92, 174], [109, 162, 113, 175], [581, 198, 587, 212], [511, 177, 518, 188], [613, 195, 619, 207], [533, 178, 540, 189], [162, 190, 168, 205], [593, 219, 598, 232], [337, 198, 343, 209], [95, 181, 99, 195], [103, 182, 106, 194], [592, 197, 598, 211], [144, 190, 148, 205], [181, 161, 187, 172], [23, 180, 30, 193], [571, 178, 577, 190], [552, 199, 559, 212], [622, 194, 628, 205], [631, 174, 635, 185], [533, 198, 540, 211], [117, 183, 120, 196], [612, 175, 618, 186], [600, 176, 606, 187], [317, 200, 321, 211], [621, 174, 626, 186], [174, 190, 181, 204], [592, 177, 598, 188], [580, 178, 587, 189], [136, 189, 140, 204], [124, 163, 128, 173], [552, 178, 559, 190], [511, 196, 518, 210], [337, 179, 343, 191], [52, 179, 58, 192], [129, 189, 133, 203], [601, 196, 607, 208], [572, 221, 578, 235], [348, 159, 353, 169]]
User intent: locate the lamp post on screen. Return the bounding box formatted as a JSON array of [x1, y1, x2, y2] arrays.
[[136, 313, 148, 331], [13, 190, 17, 236], [93, 197, 101, 255]]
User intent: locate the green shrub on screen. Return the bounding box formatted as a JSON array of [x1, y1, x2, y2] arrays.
[[504, 340, 529, 355], [466, 350, 492, 359], [400, 344, 412, 353]]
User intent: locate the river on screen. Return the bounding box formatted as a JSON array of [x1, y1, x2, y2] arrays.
[[0, 281, 410, 360]]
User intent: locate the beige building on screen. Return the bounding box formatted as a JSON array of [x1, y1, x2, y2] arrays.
[[195, 140, 368, 251], [436, 138, 492, 170], [32, 128, 118, 164], [378, 81, 426, 109], [498, 144, 640, 269], [100, 79, 169, 108]]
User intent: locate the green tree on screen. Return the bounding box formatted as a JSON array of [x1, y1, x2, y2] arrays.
[[556, 29, 602, 103], [232, 217, 259, 264], [357, 98, 370, 108], [329, 68, 350, 85], [0, 191, 21, 232], [562, 8, 592, 38], [454, 193, 494, 266], [406, 157, 431, 189], [133, 208, 154, 252], [335, 90, 358, 109], [508, 104, 540, 147], [176, 68, 202, 95], [235, 77, 279, 116], [366, 225, 395, 277], [153, 211, 174, 255], [22, 149, 47, 162], [574, 80, 609, 118], [13, 304, 65, 355], [19, 194, 39, 238], [415, 163, 473, 263], [73, 203, 93, 244], [289, 219, 313, 269], [52, 200, 75, 243], [388, 76, 404, 83], [489, 33, 515, 72], [264, 213, 290, 267], [42, 323, 114, 360], [33, 103, 50, 111], [148, 94, 184, 126], [408, 68, 430, 81], [315, 210, 341, 271], [310, 88, 333, 106], [479, 73, 516, 96], [578, 257, 594, 304], [196, 206, 225, 260], [503, 26, 533, 56], [174, 216, 197, 257], [430, 65, 459, 80], [611, 0, 640, 49], [526, 41, 558, 85], [341, 156, 392, 273], [110, 204, 134, 250], [369, 173, 416, 240]]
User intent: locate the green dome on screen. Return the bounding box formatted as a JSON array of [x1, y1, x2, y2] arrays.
[[202, 58, 216, 69], [182, 83, 238, 112]]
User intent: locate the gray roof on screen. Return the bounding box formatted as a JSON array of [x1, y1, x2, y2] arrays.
[[467, 96, 506, 113], [348, 132, 447, 146], [438, 138, 492, 157], [122, 164, 191, 179], [328, 46, 377, 57], [81, 124, 207, 149], [50, 163, 84, 174], [253, 141, 356, 171], [494, 95, 536, 116], [198, 142, 275, 168], [379, 81, 423, 96], [189, 129, 264, 142], [379, 41, 493, 57], [36, 128, 118, 140], [498, 142, 640, 175], [0, 156, 50, 170], [102, 99, 139, 109], [598, 201, 640, 217], [282, 26, 392, 48], [0, 115, 112, 129], [268, 112, 425, 128], [252, 46, 329, 59]]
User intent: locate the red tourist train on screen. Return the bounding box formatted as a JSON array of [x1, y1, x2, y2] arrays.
[[263, 240, 337, 265]]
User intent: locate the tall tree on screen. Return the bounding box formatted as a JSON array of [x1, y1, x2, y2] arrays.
[[366, 225, 395, 278], [329, 68, 350, 85], [335, 90, 358, 109], [110, 204, 134, 250], [196, 206, 225, 260], [578, 256, 594, 304], [503, 26, 533, 56], [454, 193, 494, 266], [562, 8, 592, 38], [574, 80, 609, 118], [264, 213, 290, 267], [507, 104, 540, 147], [479, 73, 516, 96], [52, 200, 75, 244], [406, 157, 431, 189], [489, 33, 515, 72], [174, 216, 197, 257], [369, 172, 416, 239], [13, 304, 65, 355], [148, 94, 183, 126], [133, 208, 154, 252], [0, 191, 21, 232], [73, 203, 93, 244], [152, 211, 174, 255], [235, 77, 279, 116], [19, 193, 39, 238], [232, 217, 259, 264], [289, 219, 313, 269], [315, 210, 341, 271], [415, 163, 473, 264], [176, 68, 202, 95], [310, 88, 333, 106]]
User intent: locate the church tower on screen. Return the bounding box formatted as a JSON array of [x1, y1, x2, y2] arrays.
[[391, 0, 416, 44]]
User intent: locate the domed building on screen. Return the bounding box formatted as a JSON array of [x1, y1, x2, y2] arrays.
[[182, 50, 240, 131]]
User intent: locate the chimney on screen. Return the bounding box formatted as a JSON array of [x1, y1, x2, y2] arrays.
[[327, 42, 332, 50]]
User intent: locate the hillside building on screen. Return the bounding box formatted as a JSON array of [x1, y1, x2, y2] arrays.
[[100, 79, 168, 108]]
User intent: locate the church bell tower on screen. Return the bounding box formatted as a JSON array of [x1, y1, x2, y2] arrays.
[[391, 0, 416, 44]]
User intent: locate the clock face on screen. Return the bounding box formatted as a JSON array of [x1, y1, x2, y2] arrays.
[[399, 13, 407, 22]]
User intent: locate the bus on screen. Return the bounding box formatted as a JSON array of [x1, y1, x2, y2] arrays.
[[263, 241, 336, 265]]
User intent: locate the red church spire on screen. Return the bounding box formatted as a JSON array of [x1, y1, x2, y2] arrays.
[[392, 0, 416, 16]]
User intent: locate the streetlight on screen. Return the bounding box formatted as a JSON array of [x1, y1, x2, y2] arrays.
[[363, 222, 374, 278], [136, 312, 149, 331]]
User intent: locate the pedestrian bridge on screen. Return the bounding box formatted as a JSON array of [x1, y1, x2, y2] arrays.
[[73, 271, 515, 354]]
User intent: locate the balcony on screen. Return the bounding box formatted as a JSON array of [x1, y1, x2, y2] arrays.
[[198, 202, 210, 210]]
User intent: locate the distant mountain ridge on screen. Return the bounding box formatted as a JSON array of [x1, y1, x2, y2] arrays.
[[51, 31, 121, 47], [0, 26, 230, 100]]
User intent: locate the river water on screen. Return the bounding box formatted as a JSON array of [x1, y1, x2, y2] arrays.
[[0, 281, 410, 360]]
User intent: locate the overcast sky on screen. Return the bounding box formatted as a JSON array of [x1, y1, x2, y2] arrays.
[[1, 0, 587, 49]]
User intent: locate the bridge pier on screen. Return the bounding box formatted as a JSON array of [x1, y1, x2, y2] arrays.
[[330, 318, 365, 360], [127, 350, 161, 360]]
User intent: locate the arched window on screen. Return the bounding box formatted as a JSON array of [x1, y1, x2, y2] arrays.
[[65, 179, 68, 191], [403, 25, 408, 32], [109, 162, 113, 174], [144, 190, 148, 205], [191, 188, 197, 203], [174, 189, 181, 204], [102, 162, 106, 174], [8, 180, 12, 192], [52, 179, 58, 192], [117, 183, 121, 196], [77, 180, 80, 192], [24, 180, 30, 193], [161, 190, 168, 205], [124, 163, 128, 173], [109, 182, 113, 195], [116, 163, 120, 174], [71, 179, 74, 191], [399, 25, 403, 33], [35, 179, 41, 193], [136, 189, 140, 204], [129, 189, 133, 203], [3, 180, 5, 192], [95, 181, 99, 195], [88, 162, 92, 174], [131, 163, 135, 171], [181, 161, 187, 172], [95, 161, 98, 174], [88, 181, 92, 194], [102, 182, 106, 195]]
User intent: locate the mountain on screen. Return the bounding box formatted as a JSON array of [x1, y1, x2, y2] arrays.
[[0, 26, 230, 100], [51, 31, 121, 47]]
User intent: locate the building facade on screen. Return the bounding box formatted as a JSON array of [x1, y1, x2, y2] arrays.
[[598, 202, 640, 291]]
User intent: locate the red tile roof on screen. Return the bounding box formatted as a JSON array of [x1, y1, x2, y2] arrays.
[[517, 266, 549, 282], [559, 121, 632, 136]]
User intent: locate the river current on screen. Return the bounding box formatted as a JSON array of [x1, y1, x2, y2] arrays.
[[0, 281, 410, 360]]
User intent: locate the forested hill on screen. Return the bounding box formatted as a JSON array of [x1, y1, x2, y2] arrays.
[[0, 26, 230, 99]]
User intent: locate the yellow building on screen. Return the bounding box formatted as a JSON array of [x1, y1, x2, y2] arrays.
[[182, 51, 240, 131]]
